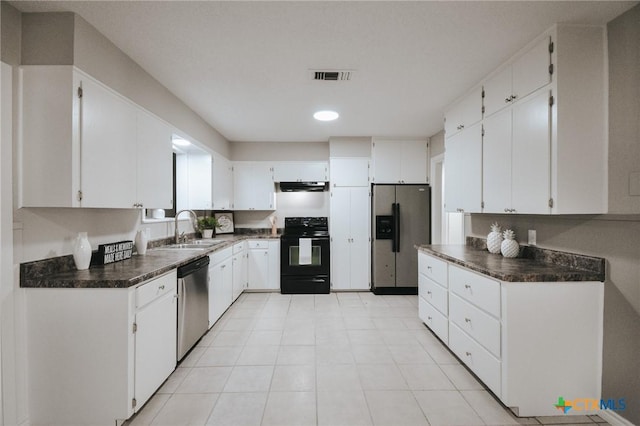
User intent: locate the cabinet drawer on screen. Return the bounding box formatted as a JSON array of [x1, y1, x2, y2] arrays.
[[248, 240, 268, 249], [449, 323, 501, 397], [419, 274, 448, 316], [449, 265, 500, 318], [233, 242, 246, 254], [419, 296, 448, 345], [418, 253, 448, 286], [449, 293, 501, 358], [135, 270, 177, 309]]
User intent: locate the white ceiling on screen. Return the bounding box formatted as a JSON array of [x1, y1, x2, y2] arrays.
[[11, 1, 638, 143]]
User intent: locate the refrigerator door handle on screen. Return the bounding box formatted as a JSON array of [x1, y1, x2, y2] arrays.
[[395, 202, 401, 252], [393, 202, 401, 253]]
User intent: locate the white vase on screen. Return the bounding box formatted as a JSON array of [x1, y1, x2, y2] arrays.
[[135, 229, 149, 255], [73, 232, 92, 270], [202, 229, 214, 239]]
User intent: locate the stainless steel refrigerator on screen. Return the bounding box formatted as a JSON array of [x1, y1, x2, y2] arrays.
[[372, 184, 431, 294]]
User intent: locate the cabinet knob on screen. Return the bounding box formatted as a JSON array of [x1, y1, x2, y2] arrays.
[[158, 285, 165, 290], [464, 284, 471, 289], [465, 351, 472, 357], [427, 291, 432, 295], [427, 266, 432, 271], [465, 318, 471, 323], [427, 316, 432, 320]]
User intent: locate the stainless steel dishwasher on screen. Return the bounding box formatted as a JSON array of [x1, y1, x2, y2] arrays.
[[177, 256, 210, 361]]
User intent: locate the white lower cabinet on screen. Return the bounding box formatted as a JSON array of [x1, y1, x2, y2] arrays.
[[25, 270, 178, 425], [247, 239, 280, 290], [232, 242, 248, 300], [133, 273, 178, 412], [209, 247, 233, 326], [418, 251, 604, 417], [330, 187, 370, 290]]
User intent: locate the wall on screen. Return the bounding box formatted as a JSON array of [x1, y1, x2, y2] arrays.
[[230, 141, 328, 161], [466, 5, 640, 423], [429, 130, 444, 158]]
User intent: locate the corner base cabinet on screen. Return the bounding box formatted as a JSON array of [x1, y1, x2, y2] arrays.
[[25, 271, 178, 426], [418, 251, 603, 417]]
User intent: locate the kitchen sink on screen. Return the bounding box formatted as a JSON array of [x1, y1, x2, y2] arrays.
[[156, 240, 225, 250]]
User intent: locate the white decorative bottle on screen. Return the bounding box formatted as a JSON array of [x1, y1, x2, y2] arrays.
[[73, 232, 92, 270], [501, 229, 520, 258], [487, 222, 503, 254], [135, 228, 149, 255]]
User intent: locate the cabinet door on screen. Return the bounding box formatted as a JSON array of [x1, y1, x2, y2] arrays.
[[233, 162, 275, 210], [372, 141, 401, 183], [445, 87, 483, 137], [136, 110, 173, 209], [187, 153, 213, 210], [267, 240, 280, 290], [80, 75, 138, 208], [400, 140, 428, 183], [512, 36, 551, 102], [212, 153, 233, 210], [482, 108, 512, 213], [483, 66, 513, 118], [330, 158, 370, 187], [330, 188, 352, 290], [349, 188, 370, 290], [248, 249, 269, 289], [232, 251, 247, 300], [445, 124, 482, 213], [273, 162, 328, 182], [134, 290, 177, 410], [511, 90, 551, 214], [209, 258, 232, 325]]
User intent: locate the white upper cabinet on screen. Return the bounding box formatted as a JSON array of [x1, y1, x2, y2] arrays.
[[484, 36, 551, 118], [371, 139, 429, 184], [20, 66, 173, 209], [444, 123, 482, 213], [483, 90, 551, 214], [272, 161, 328, 182], [212, 153, 233, 210], [444, 87, 483, 138], [136, 110, 173, 209], [233, 162, 275, 210], [446, 24, 607, 215], [330, 158, 370, 187]]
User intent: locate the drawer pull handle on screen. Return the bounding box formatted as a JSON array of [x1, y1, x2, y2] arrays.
[[158, 285, 165, 290], [465, 351, 472, 357], [465, 318, 471, 323]]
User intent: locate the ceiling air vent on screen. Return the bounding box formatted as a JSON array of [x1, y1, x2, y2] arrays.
[[313, 70, 353, 81]]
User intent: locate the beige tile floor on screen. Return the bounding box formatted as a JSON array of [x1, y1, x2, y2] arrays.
[[126, 292, 609, 426]]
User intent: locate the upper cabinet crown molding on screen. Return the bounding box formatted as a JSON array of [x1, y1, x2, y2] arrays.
[[20, 65, 173, 209]]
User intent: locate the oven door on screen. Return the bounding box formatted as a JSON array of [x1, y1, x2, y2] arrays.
[[280, 236, 330, 276]]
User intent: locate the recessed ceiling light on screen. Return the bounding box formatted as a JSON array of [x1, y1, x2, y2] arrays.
[[313, 110, 339, 121], [172, 137, 191, 147]]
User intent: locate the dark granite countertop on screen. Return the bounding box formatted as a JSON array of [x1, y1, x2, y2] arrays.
[[416, 238, 605, 283], [21, 234, 280, 289]]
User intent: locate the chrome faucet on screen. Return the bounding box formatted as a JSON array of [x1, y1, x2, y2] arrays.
[[175, 209, 198, 244]]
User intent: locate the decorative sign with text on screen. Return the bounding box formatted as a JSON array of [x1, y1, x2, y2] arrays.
[[93, 240, 134, 265]]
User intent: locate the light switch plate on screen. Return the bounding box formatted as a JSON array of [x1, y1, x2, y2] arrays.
[[528, 230, 537, 245]]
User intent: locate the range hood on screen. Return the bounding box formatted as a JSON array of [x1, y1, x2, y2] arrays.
[[279, 182, 328, 192]]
